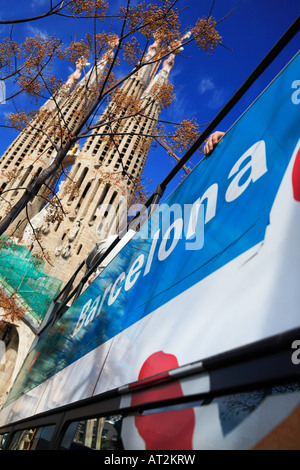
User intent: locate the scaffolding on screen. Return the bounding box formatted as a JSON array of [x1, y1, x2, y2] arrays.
[[0, 237, 62, 328]]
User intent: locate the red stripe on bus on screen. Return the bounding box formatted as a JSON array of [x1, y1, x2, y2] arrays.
[[292, 148, 300, 202]]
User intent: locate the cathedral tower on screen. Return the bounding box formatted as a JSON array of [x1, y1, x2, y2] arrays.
[[0, 34, 182, 285]]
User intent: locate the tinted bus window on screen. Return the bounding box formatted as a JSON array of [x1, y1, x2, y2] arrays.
[[60, 415, 123, 450], [0, 433, 9, 450], [120, 381, 300, 450], [8, 425, 55, 450]]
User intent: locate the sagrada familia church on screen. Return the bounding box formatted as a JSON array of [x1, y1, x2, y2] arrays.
[[0, 33, 187, 407]]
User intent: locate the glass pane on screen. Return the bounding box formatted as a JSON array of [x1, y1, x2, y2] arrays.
[[121, 381, 300, 450], [8, 425, 55, 450], [60, 415, 123, 450], [0, 433, 9, 450]]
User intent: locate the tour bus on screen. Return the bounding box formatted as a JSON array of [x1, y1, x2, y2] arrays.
[[0, 21, 299, 451]]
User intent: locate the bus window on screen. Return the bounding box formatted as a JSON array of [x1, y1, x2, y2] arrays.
[[0, 433, 9, 450], [60, 415, 123, 450], [121, 381, 300, 450], [8, 425, 55, 450]]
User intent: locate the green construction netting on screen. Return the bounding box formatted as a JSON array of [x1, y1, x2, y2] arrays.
[[0, 236, 63, 326]]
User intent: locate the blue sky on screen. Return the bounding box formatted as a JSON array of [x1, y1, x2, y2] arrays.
[[0, 0, 299, 199]]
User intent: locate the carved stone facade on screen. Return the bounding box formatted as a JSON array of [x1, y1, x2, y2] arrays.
[[0, 39, 178, 283]]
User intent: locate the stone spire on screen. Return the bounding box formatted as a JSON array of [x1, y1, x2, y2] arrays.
[[87, 35, 119, 87], [143, 32, 191, 97], [0, 38, 120, 239], [137, 32, 162, 86], [19, 35, 165, 283]]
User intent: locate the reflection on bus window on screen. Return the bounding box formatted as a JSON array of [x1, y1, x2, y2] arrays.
[[8, 425, 55, 450], [122, 381, 300, 450], [60, 415, 123, 450], [0, 433, 9, 450]]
